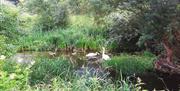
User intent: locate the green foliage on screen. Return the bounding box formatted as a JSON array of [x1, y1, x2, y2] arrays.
[[29, 57, 73, 85], [103, 54, 155, 75], [18, 15, 106, 51], [67, 0, 112, 25], [0, 35, 16, 56], [0, 61, 30, 90], [106, 11, 142, 52], [24, 0, 68, 31], [69, 15, 94, 29], [136, 0, 180, 43], [0, 3, 19, 38], [67, 0, 90, 14], [0, 3, 20, 56], [116, 0, 179, 45], [105, 0, 180, 53], [18, 13, 38, 34], [142, 51, 156, 58]]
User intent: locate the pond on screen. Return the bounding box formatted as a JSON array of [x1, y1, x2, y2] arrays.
[[10, 51, 180, 90]]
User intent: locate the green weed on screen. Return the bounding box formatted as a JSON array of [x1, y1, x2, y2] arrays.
[[103, 54, 156, 75]]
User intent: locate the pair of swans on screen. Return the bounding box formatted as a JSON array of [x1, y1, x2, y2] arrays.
[[86, 47, 111, 61]]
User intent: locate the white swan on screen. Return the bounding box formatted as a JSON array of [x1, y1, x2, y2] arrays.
[[102, 47, 111, 60], [86, 52, 99, 58]]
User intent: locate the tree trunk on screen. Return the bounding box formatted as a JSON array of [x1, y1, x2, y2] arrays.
[[155, 31, 180, 74], [162, 35, 173, 62], [173, 31, 180, 62]]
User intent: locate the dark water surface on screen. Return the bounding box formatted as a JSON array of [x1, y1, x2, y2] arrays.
[[137, 72, 180, 90]]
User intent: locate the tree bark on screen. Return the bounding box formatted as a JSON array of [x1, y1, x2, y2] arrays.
[[155, 31, 180, 74], [162, 35, 173, 62]]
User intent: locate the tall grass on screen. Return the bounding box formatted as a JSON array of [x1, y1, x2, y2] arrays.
[[17, 15, 106, 52], [27, 57, 141, 91], [102, 53, 156, 75], [29, 57, 73, 85], [26, 76, 140, 91]]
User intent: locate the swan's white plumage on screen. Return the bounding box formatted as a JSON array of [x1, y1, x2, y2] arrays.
[[86, 52, 98, 58], [102, 47, 111, 60]]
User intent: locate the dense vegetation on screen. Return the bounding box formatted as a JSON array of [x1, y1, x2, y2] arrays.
[[0, 0, 179, 90]]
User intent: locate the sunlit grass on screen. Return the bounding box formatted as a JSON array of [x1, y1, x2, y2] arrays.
[[102, 53, 156, 75]]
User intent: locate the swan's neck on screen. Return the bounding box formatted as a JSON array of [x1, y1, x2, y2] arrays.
[[102, 48, 105, 56]]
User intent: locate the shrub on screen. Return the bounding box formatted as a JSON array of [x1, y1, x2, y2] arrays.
[[0, 2, 20, 56], [0, 35, 16, 56], [0, 61, 30, 90], [24, 0, 68, 31], [18, 13, 38, 34], [0, 2, 19, 38], [106, 11, 142, 52]]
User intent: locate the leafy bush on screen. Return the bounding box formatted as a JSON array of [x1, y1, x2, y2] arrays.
[[29, 57, 73, 85], [0, 61, 30, 90], [0, 2, 20, 56], [67, 0, 112, 25], [0, 3, 19, 38], [24, 0, 68, 31], [18, 13, 38, 34], [106, 11, 142, 52], [106, 0, 180, 53], [0, 35, 16, 56], [103, 54, 155, 75]]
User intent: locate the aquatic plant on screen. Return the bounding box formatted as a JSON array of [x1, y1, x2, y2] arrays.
[[102, 54, 156, 75]]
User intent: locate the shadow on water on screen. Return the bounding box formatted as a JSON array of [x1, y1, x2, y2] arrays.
[[11, 51, 180, 91], [126, 72, 180, 91]]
